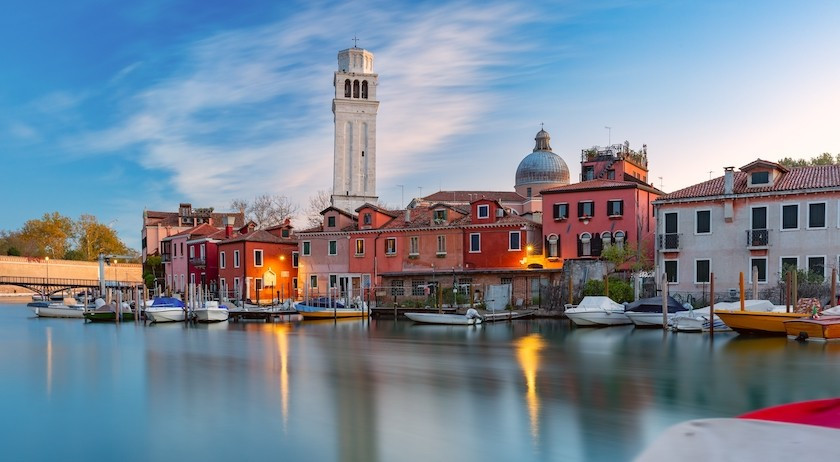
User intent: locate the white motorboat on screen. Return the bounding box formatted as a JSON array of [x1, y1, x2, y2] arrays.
[[194, 301, 229, 322], [565, 296, 631, 326], [405, 309, 483, 325], [145, 297, 187, 323], [30, 298, 86, 318], [624, 296, 691, 327]]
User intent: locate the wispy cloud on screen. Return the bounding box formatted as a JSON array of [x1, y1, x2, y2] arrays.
[[74, 1, 546, 213]]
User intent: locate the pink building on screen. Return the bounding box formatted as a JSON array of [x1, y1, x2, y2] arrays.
[[160, 223, 218, 293], [142, 202, 244, 263]]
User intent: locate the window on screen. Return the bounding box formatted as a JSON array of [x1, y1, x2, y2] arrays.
[[310, 275, 318, 289], [409, 236, 419, 255], [477, 204, 490, 219], [281, 228, 290, 238], [751, 171, 770, 185], [328, 240, 337, 256], [254, 249, 263, 267], [233, 250, 240, 268], [664, 212, 678, 233], [526, 187, 532, 198], [292, 251, 299, 268], [219, 251, 226, 269], [664, 260, 678, 283], [579, 232, 592, 257], [808, 202, 826, 229], [780, 257, 798, 277], [750, 258, 768, 283], [553, 203, 569, 220], [200, 244, 205, 259], [433, 209, 447, 222], [412, 280, 425, 296], [355, 239, 365, 256], [344, 79, 351, 97], [696, 210, 711, 234], [361, 80, 369, 99], [583, 166, 595, 180], [781, 204, 798, 230], [219, 278, 226, 297], [607, 200, 624, 217], [302, 241, 311, 256], [601, 231, 612, 247], [469, 233, 481, 252], [353, 80, 359, 98], [509, 231, 521, 251], [808, 256, 826, 280], [190, 273, 195, 285], [391, 280, 404, 296], [695, 259, 710, 284], [189, 245, 195, 259], [437, 235, 446, 255], [327, 216, 336, 228], [292, 277, 297, 290], [614, 231, 625, 249], [385, 238, 397, 255], [501, 277, 513, 286], [233, 277, 240, 295], [329, 275, 337, 288], [578, 201, 594, 218], [255, 278, 263, 291], [180, 242, 184, 256], [363, 213, 372, 225], [607, 170, 615, 180], [547, 234, 559, 258]]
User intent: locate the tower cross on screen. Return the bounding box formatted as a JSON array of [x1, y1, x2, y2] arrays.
[[352, 36, 359, 47]]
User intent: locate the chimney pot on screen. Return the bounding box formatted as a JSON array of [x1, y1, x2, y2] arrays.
[[724, 167, 735, 195]]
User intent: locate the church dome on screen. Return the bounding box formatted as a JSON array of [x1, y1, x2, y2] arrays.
[[515, 128, 570, 197]]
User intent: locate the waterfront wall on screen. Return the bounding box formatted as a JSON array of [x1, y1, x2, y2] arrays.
[[0, 255, 142, 295]]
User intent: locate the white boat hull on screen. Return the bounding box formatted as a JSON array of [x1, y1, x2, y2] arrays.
[[566, 310, 631, 326], [194, 309, 229, 322], [31, 304, 85, 318], [626, 311, 688, 327], [405, 312, 481, 325], [145, 308, 186, 323]]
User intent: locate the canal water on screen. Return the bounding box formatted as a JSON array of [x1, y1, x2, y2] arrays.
[[2, 301, 839, 461]]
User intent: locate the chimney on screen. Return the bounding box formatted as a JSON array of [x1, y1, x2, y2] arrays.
[[404, 209, 411, 223], [224, 215, 235, 238], [724, 167, 735, 194]]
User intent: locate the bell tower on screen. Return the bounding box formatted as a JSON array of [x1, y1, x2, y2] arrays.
[[331, 45, 379, 213]]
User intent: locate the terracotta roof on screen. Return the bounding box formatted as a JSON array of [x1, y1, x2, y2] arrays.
[[355, 203, 400, 217], [143, 210, 245, 228], [661, 164, 840, 201], [542, 179, 662, 194], [423, 190, 526, 203], [220, 230, 292, 244], [161, 223, 219, 240], [376, 205, 537, 231]]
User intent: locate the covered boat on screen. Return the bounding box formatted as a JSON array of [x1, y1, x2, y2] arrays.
[[624, 296, 688, 327], [405, 309, 483, 325], [145, 297, 187, 323], [84, 298, 135, 322], [565, 296, 631, 326]]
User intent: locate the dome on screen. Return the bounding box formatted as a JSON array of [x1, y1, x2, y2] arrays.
[[514, 129, 570, 196]]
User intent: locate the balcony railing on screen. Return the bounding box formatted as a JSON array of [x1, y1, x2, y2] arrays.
[[746, 229, 769, 247], [189, 257, 207, 266], [658, 233, 680, 251]]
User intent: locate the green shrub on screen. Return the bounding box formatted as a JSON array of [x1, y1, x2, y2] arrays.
[[581, 278, 634, 303]]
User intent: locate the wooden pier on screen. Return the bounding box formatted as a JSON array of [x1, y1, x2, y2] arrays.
[[370, 306, 456, 319], [227, 309, 302, 322]]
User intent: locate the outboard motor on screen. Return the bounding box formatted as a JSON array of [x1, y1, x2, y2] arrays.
[[465, 308, 483, 320]]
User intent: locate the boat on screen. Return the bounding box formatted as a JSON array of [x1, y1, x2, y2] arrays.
[[565, 296, 631, 326], [624, 296, 688, 327], [784, 314, 840, 341], [30, 297, 87, 318], [668, 301, 775, 332], [295, 296, 368, 319], [636, 398, 840, 460], [83, 298, 136, 322], [193, 300, 229, 322], [405, 309, 483, 325], [144, 296, 187, 323], [299, 307, 367, 320], [294, 297, 346, 312]]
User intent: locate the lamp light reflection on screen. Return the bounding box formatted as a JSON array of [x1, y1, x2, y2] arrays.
[[516, 333, 546, 442], [274, 324, 290, 431]]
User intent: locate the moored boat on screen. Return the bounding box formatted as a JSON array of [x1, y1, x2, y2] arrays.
[[624, 296, 688, 327], [784, 316, 840, 341], [193, 301, 229, 322], [715, 310, 808, 335], [300, 308, 367, 320], [84, 299, 135, 322], [144, 297, 187, 323], [565, 296, 630, 326], [30, 297, 86, 318], [405, 309, 483, 325]]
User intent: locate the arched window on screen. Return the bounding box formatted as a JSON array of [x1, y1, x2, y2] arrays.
[[547, 234, 559, 258], [361, 80, 368, 99], [353, 80, 360, 98], [601, 231, 612, 247], [580, 232, 592, 257], [344, 79, 351, 98], [614, 231, 625, 249]]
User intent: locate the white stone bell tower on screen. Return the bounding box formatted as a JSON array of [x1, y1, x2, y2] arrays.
[[331, 46, 380, 213]]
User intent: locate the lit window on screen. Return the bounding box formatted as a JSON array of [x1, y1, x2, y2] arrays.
[[355, 239, 365, 256], [385, 238, 397, 255]]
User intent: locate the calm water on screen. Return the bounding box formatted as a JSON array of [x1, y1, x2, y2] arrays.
[[2, 301, 840, 461]]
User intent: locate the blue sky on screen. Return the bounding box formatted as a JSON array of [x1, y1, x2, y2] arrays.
[[2, 0, 838, 250]]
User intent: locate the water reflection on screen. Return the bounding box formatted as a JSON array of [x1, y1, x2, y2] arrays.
[[273, 323, 290, 431], [515, 333, 545, 442], [46, 327, 52, 397]]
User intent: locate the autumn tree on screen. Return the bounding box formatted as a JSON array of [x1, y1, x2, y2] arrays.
[[230, 194, 298, 230], [18, 212, 74, 258], [73, 214, 133, 260]]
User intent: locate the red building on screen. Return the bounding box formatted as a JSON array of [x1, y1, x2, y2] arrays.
[[541, 143, 661, 262], [217, 228, 298, 303]]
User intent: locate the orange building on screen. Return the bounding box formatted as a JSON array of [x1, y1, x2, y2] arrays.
[[217, 229, 297, 303]]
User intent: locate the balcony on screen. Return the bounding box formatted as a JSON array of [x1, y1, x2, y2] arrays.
[[746, 229, 769, 248], [161, 254, 171, 262], [189, 257, 207, 267], [658, 233, 680, 251]]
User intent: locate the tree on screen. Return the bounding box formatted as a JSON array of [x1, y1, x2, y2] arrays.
[[73, 214, 132, 260], [778, 153, 840, 168], [304, 189, 331, 228], [18, 212, 74, 257], [231, 194, 298, 230]]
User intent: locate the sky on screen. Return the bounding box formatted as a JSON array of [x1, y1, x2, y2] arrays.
[[2, 0, 838, 250]]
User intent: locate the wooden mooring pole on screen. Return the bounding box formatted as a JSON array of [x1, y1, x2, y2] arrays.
[[709, 273, 715, 337], [661, 273, 668, 331]]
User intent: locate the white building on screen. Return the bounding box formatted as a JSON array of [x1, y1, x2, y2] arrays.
[[653, 159, 840, 300], [331, 46, 379, 213]]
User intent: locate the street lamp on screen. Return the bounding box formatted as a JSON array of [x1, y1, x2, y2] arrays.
[[45, 256, 50, 282]]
